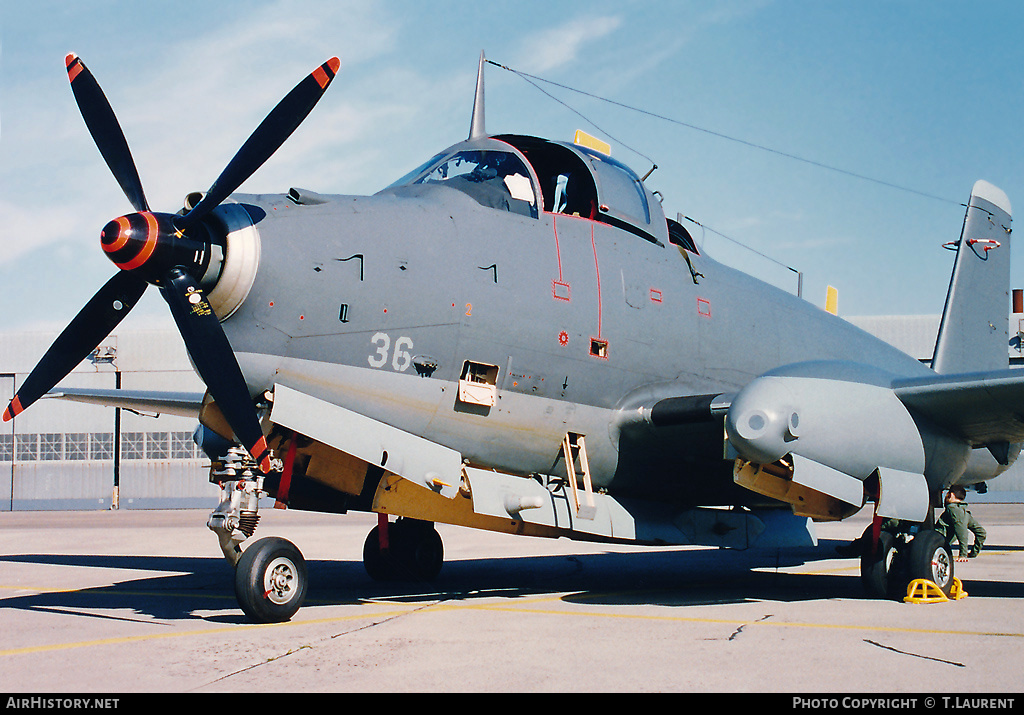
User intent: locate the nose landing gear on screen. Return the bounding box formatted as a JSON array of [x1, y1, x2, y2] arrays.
[[207, 446, 309, 624], [207, 446, 448, 623]]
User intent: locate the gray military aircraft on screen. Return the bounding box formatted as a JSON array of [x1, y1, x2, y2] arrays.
[[7, 52, 1018, 622]]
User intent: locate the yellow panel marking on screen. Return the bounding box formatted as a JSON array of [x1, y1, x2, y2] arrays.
[[573, 130, 611, 155], [825, 285, 839, 315]]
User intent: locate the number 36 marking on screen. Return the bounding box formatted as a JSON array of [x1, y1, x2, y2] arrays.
[[368, 332, 414, 371]]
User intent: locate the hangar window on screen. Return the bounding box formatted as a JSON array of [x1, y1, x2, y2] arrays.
[[147, 432, 170, 459], [171, 432, 196, 459], [66, 433, 89, 461], [39, 433, 63, 461], [122, 432, 144, 460], [17, 434, 37, 461], [90, 433, 113, 460], [0, 434, 11, 462]]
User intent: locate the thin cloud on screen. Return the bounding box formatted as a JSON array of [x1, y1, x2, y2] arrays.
[[514, 16, 623, 74]]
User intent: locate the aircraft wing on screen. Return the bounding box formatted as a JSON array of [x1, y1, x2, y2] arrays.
[[893, 369, 1024, 446], [45, 387, 204, 418]]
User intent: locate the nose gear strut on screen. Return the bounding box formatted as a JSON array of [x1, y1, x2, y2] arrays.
[[207, 446, 272, 565]]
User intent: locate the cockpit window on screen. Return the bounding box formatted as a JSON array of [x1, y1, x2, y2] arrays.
[[416, 150, 537, 217], [495, 135, 666, 244], [385, 152, 447, 190], [578, 148, 651, 226]]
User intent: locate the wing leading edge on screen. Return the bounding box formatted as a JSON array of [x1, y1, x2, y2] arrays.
[[894, 369, 1024, 447], [44, 387, 204, 418]]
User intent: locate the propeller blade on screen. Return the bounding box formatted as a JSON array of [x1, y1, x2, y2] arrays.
[[177, 57, 340, 230], [159, 268, 271, 472], [3, 271, 147, 422], [65, 54, 149, 213]]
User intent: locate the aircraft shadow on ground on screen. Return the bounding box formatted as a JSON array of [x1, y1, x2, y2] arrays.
[[2, 539, 1021, 623]]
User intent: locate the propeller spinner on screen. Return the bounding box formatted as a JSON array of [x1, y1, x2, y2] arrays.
[[3, 53, 341, 474]]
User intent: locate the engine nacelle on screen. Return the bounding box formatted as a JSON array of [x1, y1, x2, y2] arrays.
[[725, 362, 973, 519]]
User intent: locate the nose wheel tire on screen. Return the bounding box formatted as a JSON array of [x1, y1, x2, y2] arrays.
[[235, 536, 308, 623]]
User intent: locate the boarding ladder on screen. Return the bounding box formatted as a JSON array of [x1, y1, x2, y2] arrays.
[[561, 432, 597, 520]]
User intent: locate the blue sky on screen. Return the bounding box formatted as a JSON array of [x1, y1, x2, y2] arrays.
[[2, 0, 1022, 332]]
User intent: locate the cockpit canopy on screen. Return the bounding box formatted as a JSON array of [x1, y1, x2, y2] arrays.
[[382, 134, 668, 245]]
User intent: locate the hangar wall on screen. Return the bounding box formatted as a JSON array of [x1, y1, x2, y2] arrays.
[[1, 314, 1022, 510], [1, 330, 215, 510]]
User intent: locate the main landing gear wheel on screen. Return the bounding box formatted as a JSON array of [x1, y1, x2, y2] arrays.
[[860, 529, 899, 599], [363, 518, 444, 582], [235, 536, 308, 623], [907, 529, 954, 597], [860, 527, 954, 600]]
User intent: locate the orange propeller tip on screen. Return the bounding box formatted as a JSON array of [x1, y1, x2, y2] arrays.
[[328, 57, 340, 73], [65, 53, 84, 82]]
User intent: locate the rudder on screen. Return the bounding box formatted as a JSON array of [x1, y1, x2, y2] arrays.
[[931, 181, 1012, 374]]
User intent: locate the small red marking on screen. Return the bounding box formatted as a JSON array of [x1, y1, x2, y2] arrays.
[[558, 331, 569, 346], [378, 513, 390, 551], [274, 437, 298, 509], [650, 289, 663, 303], [697, 298, 711, 318], [268, 301, 274, 307], [591, 226, 602, 338], [552, 280, 571, 301]]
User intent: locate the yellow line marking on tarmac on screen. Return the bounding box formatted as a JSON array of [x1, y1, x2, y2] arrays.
[[4, 588, 1023, 658], [0, 607, 419, 657], [433, 599, 1024, 639]]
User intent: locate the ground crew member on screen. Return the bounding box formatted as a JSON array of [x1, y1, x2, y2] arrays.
[[935, 486, 986, 562]]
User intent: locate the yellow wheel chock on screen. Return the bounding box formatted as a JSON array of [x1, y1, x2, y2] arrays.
[[904, 577, 968, 603]]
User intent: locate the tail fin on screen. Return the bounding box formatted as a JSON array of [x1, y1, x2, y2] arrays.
[[931, 180, 1013, 374]]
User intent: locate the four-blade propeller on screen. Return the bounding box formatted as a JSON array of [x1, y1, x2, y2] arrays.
[[3, 53, 341, 473]]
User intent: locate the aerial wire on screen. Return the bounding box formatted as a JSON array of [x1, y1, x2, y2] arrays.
[[486, 60, 963, 208]]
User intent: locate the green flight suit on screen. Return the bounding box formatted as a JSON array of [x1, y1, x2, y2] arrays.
[[935, 502, 986, 558]]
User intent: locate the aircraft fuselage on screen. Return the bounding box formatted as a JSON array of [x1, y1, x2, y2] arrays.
[[220, 176, 933, 505]]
